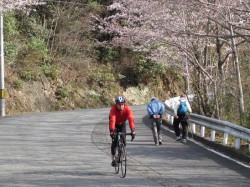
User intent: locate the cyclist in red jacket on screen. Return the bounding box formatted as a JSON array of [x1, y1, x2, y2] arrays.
[[109, 96, 136, 167]]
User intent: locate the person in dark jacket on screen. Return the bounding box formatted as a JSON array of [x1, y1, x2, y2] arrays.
[[173, 94, 192, 143], [147, 97, 165, 146]]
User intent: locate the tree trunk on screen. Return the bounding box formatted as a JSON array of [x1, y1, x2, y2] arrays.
[[228, 10, 245, 121]]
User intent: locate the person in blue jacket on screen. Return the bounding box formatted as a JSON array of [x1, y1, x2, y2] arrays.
[[147, 97, 165, 146]]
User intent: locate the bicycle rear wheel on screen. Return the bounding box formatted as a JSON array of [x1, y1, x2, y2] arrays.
[[120, 145, 127, 178]]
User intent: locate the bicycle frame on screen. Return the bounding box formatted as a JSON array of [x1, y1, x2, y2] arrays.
[[114, 132, 132, 178]]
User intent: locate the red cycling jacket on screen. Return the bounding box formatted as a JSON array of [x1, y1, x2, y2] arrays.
[[109, 104, 135, 131]]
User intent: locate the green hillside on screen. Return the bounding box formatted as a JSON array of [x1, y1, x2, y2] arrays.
[[4, 2, 180, 115]]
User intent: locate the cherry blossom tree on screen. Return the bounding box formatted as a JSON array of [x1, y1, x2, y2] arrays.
[[194, 0, 249, 115], [189, 0, 249, 120], [94, 0, 249, 69], [93, 0, 216, 114], [93, 0, 250, 119]]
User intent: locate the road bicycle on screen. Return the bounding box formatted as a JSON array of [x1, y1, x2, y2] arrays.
[[113, 132, 132, 178]]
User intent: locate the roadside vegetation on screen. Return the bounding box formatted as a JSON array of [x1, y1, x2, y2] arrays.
[[4, 1, 181, 115], [3, 1, 250, 130]]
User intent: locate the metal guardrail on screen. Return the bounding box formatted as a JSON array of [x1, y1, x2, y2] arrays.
[[165, 104, 250, 151]]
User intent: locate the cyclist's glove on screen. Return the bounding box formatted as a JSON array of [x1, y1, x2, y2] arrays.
[[110, 130, 116, 139], [131, 129, 136, 141]]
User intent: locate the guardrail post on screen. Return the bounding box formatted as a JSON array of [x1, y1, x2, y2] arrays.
[[200, 126, 205, 137], [166, 113, 170, 120], [223, 133, 228, 145], [191, 123, 196, 134], [211, 130, 216, 141], [235, 138, 240, 149], [170, 116, 174, 125], [249, 143, 250, 152]]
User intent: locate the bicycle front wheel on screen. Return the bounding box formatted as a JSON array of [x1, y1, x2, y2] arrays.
[[114, 155, 119, 174], [114, 160, 119, 174], [120, 145, 127, 178]]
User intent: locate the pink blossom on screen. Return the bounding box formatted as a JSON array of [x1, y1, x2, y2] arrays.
[[1, 0, 45, 12], [93, 0, 249, 67]]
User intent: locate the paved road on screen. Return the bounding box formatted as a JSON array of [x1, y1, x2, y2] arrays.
[[0, 105, 249, 186]]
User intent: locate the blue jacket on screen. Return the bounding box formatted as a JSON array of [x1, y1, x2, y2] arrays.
[[147, 99, 165, 116]]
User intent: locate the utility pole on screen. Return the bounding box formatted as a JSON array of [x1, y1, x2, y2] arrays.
[[0, 4, 5, 117]]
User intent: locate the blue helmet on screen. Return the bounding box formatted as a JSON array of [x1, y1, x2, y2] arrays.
[[115, 96, 126, 103]]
